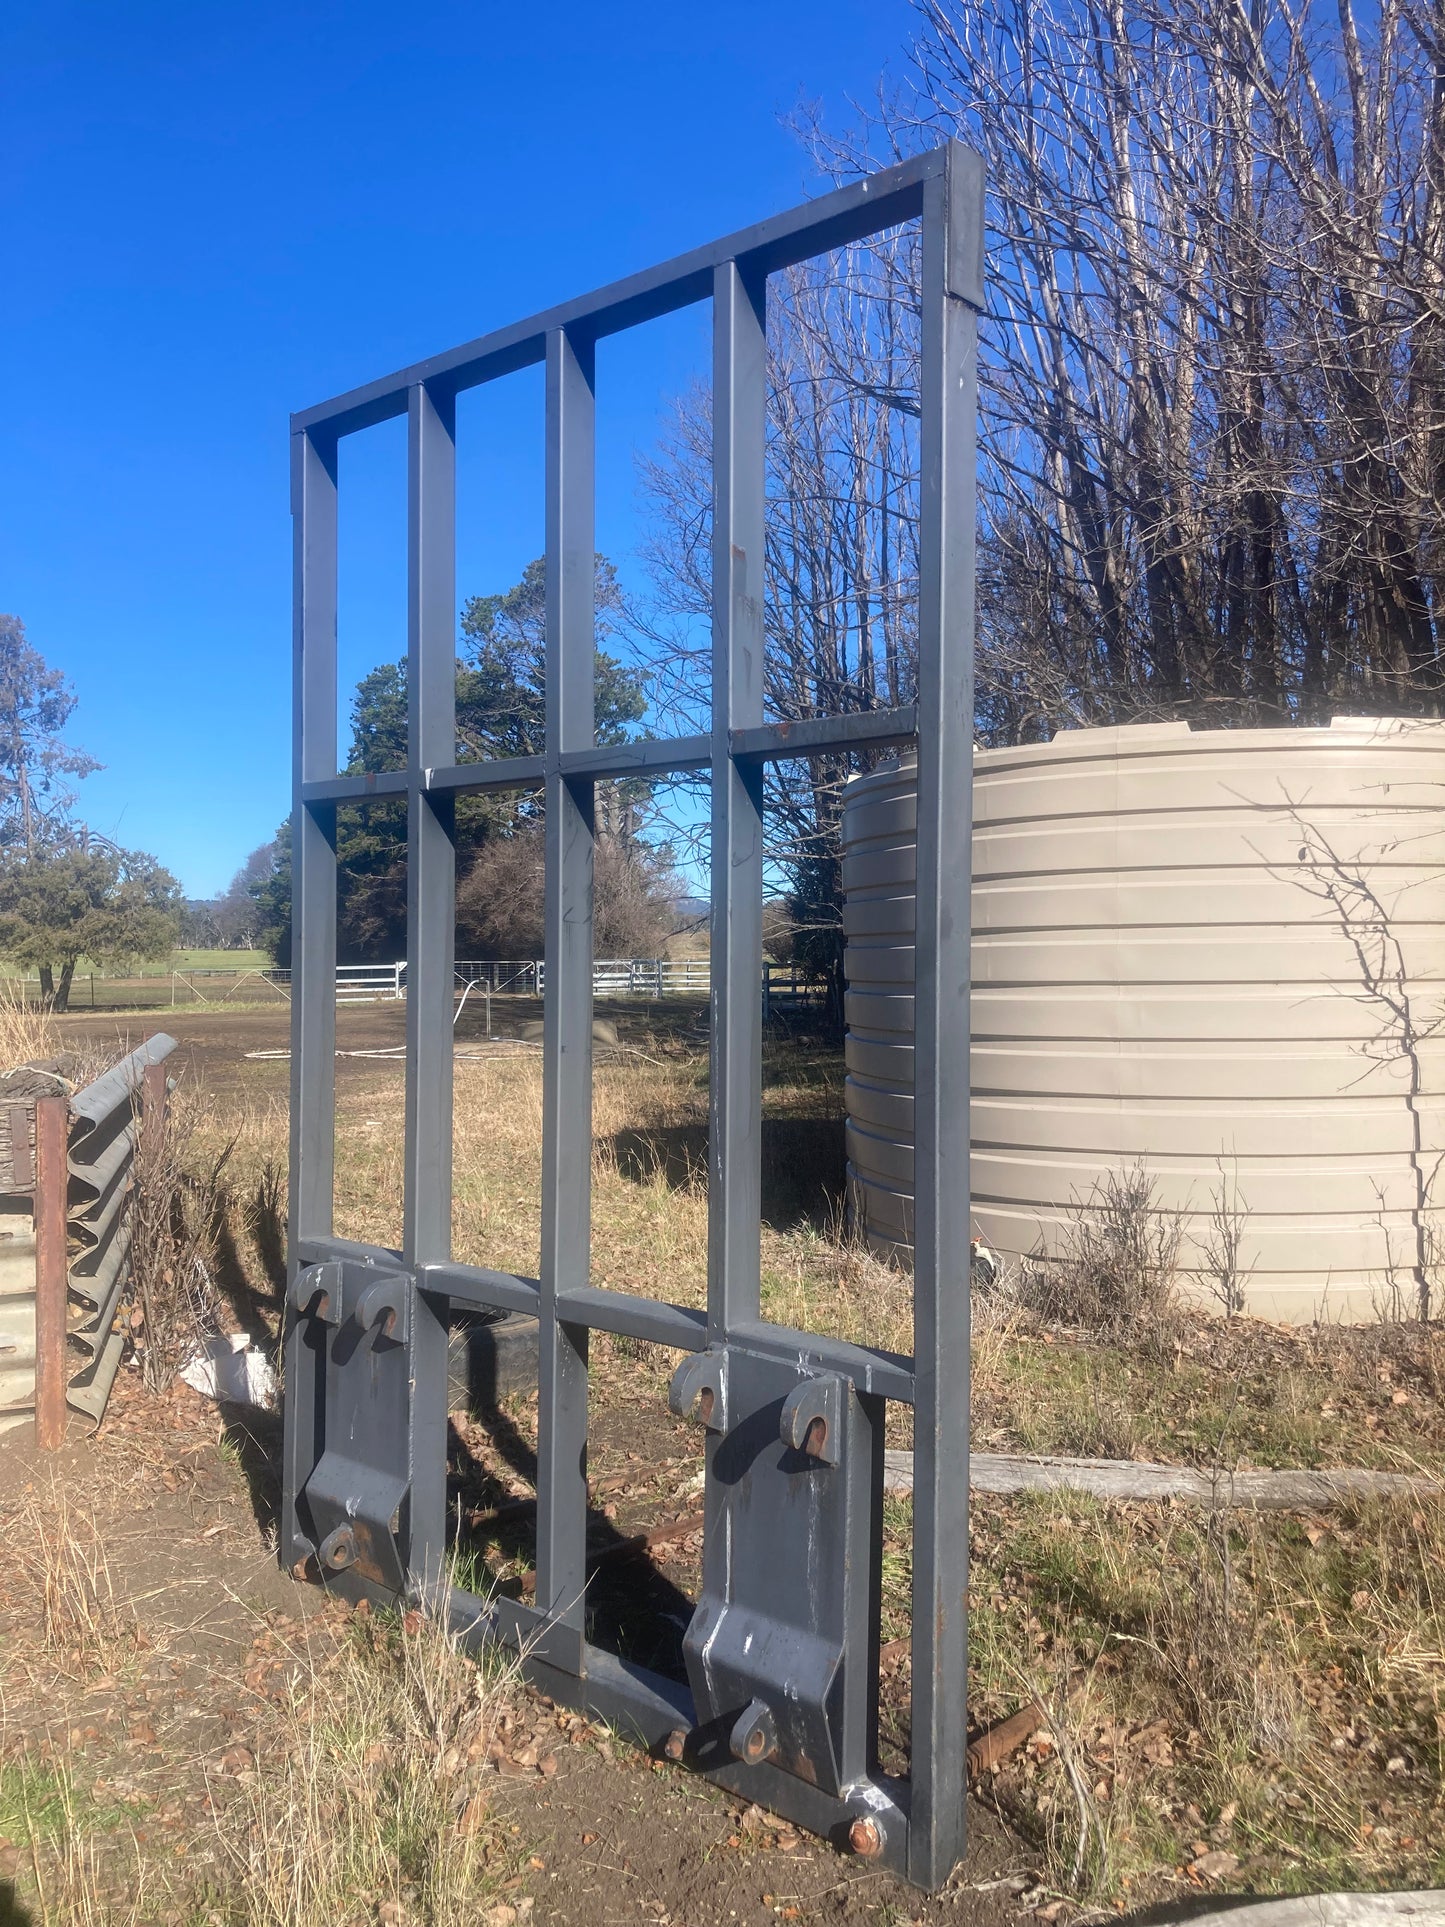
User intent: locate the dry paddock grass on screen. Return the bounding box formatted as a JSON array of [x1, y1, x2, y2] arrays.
[[5, 1011, 1442, 1917], [0, 1412, 530, 1927], [181, 1036, 1445, 1908], [197, 1039, 908, 1362]]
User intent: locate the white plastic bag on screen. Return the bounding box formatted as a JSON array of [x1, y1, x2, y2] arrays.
[[179, 1331, 278, 1408]]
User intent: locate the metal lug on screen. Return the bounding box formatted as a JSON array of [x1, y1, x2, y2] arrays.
[[668, 1349, 729, 1432], [780, 1373, 844, 1465], [729, 1699, 778, 1766], [318, 1523, 358, 1572], [291, 1260, 340, 1324], [849, 1814, 884, 1858], [354, 1273, 410, 1345]]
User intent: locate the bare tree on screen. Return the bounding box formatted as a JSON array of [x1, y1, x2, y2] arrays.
[[456, 824, 676, 960], [637, 238, 924, 1012], [636, 0, 1445, 999], [814, 0, 1445, 727]]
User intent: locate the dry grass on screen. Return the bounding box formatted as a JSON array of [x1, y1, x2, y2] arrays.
[[0, 979, 57, 1070], [189, 1042, 902, 1352], [0, 1451, 521, 1926], [216, 1606, 519, 1927], [960, 1483, 1445, 1900], [171, 1027, 1445, 1909], [128, 1088, 230, 1391], [0, 1763, 153, 1927], [9, 1476, 133, 1681]]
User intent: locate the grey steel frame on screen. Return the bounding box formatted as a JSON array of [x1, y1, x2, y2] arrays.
[[282, 141, 982, 1890]]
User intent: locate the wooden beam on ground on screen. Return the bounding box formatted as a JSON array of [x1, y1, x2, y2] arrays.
[[1146, 1894, 1445, 1925], [882, 1450, 1441, 1510]]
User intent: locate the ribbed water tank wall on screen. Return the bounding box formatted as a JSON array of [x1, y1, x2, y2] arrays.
[[841, 719, 1445, 1321]]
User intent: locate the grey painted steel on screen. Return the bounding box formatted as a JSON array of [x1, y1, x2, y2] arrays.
[[404, 379, 457, 1593], [283, 143, 982, 1890], [537, 323, 596, 1639], [708, 258, 767, 1343], [293, 149, 970, 439], [906, 154, 980, 1889], [283, 424, 339, 1571], [302, 706, 919, 809]]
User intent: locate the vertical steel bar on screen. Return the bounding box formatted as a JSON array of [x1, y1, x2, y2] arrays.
[[33, 1093, 68, 1451], [707, 259, 767, 1343], [908, 143, 985, 1890], [282, 424, 339, 1567], [404, 379, 458, 1591], [536, 324, 595, 1646]]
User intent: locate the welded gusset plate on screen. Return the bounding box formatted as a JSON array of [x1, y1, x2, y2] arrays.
[[676, 1349, 883, 1798], [291, 1259, 417, 1597]]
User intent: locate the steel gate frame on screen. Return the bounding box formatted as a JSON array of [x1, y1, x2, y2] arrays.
[[282, 139, 982, 1890]]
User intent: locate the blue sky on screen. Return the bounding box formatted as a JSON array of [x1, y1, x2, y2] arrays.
[[1, 0, 918, 897]]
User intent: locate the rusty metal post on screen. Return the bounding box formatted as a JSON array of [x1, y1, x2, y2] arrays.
[[34, 1092, 69, 1450]]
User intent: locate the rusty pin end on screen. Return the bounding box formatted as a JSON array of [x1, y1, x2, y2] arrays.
[[663, 1728, 687, 1763], [848, 1816, 883, 1858]]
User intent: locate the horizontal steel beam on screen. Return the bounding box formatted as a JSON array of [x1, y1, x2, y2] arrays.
[[424, 755, 546, 796], [730, 705, 918, 763], [444, 1590, 916, 1881], [302, 712, 919, 801], [292, 149, 950, 440], [546, 735, 711, 781], [301, 770, 409, 805], [554, 1286, 707, 1351], [728, 1320, 916, 1405], [295, 1232, 401, 1267], [294, 1244, 913, 1396], [420, 1261, 541, 1318]]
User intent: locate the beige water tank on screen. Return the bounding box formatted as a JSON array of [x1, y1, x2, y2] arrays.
[[841, 719, 1445, 1321]]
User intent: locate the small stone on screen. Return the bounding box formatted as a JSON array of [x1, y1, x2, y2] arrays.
[[1191, 1850, 1240, 1880]]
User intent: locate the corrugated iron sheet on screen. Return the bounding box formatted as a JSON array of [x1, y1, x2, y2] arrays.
[[0, 1209, 37, 1435], [67, 1034, 176, 1423], [0, 1032, 177, 1433]]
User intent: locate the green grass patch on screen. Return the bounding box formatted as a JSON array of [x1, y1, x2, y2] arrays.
[[0, 1759, 141, 1845]]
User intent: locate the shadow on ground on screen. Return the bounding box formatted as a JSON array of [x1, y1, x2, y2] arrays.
[[0, 1882, 34, 1927], [609, 1115, 846, 1232]]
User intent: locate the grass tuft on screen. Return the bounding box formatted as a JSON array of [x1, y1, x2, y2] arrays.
[[215, 1604, 518, 1927]]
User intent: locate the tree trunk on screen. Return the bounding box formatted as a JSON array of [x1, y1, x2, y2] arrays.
[[38, 964, 54, 1010], [53, 960, 75, 1014]]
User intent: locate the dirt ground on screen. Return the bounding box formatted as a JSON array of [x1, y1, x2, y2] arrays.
[[15, 1002, 1442, 1919], [0, 1375, 1032, 1927], [6, 1010, 1035, 1923], [56, 1001, 402, 1095], [53, 993, 704, 1097]]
